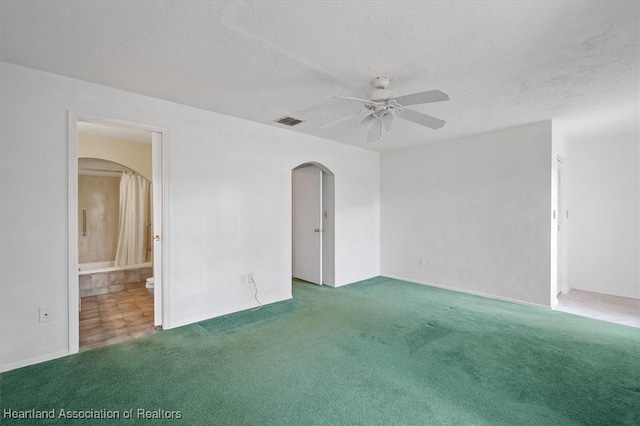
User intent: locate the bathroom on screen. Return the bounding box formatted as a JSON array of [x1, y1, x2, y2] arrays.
[[77, 122, 156, 351]]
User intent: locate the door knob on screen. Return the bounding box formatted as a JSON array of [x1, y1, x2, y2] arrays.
[[314, 228, 323, 233], [154, 235, 161, 241]]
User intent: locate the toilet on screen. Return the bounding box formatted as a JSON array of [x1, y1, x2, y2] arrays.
[[145, 277, 155, 294]]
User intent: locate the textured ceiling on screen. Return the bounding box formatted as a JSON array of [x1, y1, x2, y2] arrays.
[[1, 1, 638, 151]]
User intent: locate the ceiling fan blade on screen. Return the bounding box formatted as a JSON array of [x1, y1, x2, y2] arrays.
[[393, 90, 449, 106], [334, 96, 379, 106], [398, 108, 446, 129], [317, 110, 373, 130]]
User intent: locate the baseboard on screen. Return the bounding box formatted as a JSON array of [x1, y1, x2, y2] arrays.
[[1, 349, 70, 373], [167, 294, 293, 330], [569, 285, 640, 300], [381, 275, 551, 309], [333, 273, 380, 288]]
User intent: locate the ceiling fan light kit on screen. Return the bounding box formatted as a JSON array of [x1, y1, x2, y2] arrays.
[[334, 77, 449, 142]]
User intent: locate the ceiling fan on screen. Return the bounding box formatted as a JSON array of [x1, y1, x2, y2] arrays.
[[325, 77, 449, 142]]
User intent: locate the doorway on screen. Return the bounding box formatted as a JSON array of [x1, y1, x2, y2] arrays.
[[292, 163, 335, 286], [68, 113, 167, 353]]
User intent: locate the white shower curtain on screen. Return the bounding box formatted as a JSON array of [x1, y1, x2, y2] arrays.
[[115, 172, 150, 266]]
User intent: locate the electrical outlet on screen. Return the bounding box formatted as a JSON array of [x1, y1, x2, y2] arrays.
[[247, 273, 254, 283], [418, 258, 426, 267], [240, 274, 254, 284], [39, 307, 51, 322]]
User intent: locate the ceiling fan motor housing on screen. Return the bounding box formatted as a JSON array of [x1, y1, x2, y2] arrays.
[[367, 77, 396, 103], [371, 76, 390, 88], [366, 88, 397, 102]]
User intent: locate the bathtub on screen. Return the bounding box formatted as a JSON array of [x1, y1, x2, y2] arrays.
[[78, 261, 152, 275], [78, 261, 153, 297]]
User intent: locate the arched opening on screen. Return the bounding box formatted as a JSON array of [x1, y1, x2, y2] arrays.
[[292, 162, 335, 286]]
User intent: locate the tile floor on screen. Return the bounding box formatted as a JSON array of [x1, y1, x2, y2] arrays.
[[79, 283, 156, 351], [556, 289, 640, 328]]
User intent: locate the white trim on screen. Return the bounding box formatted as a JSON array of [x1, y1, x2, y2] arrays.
[[550, 152, 559, 306], [67, 113, 79, 355], [569, 285, 640, 301], [152, 131, 166, 328], [67, 111, 171, 345], [168, 295, 293, 330], [556, 154, 568, 296], [159, 130, 171, 329], [73, 111, 170, 135], [381, 275, 552, 309], [0, 350, 71, 373]]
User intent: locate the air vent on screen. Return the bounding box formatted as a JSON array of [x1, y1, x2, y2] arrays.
[[275, 116, 304, 126]]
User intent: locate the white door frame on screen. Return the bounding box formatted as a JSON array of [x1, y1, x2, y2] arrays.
[[151, 131, 164, 327], [321, 172, 335, 286], [556, 156, 568, 295], [67, 111, 170, 354]]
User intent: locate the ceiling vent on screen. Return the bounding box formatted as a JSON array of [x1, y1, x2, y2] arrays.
[[275, 116, 303, 126]]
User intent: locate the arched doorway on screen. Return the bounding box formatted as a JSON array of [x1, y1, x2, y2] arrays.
[[292, 163, 335, 286]]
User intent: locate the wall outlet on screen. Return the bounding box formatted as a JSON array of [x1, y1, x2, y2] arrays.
[[240, 274, 254, 285], [39, 307, 51, 322], [418, 258, 426, 267]]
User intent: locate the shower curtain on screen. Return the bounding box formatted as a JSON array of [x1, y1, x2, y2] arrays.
[[115, 172, 150, 266]]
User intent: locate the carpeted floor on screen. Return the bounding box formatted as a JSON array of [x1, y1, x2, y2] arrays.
[[1, 277, 639, 425]]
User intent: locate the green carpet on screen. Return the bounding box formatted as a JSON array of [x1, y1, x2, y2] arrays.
[[1, 277, 639, 425]]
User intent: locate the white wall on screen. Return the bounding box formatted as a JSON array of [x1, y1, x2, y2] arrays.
[[565, 126, 639, 299], [79, 134, 153, 181], [381, 121, 553, 306], [0, 62, 380, 371]]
